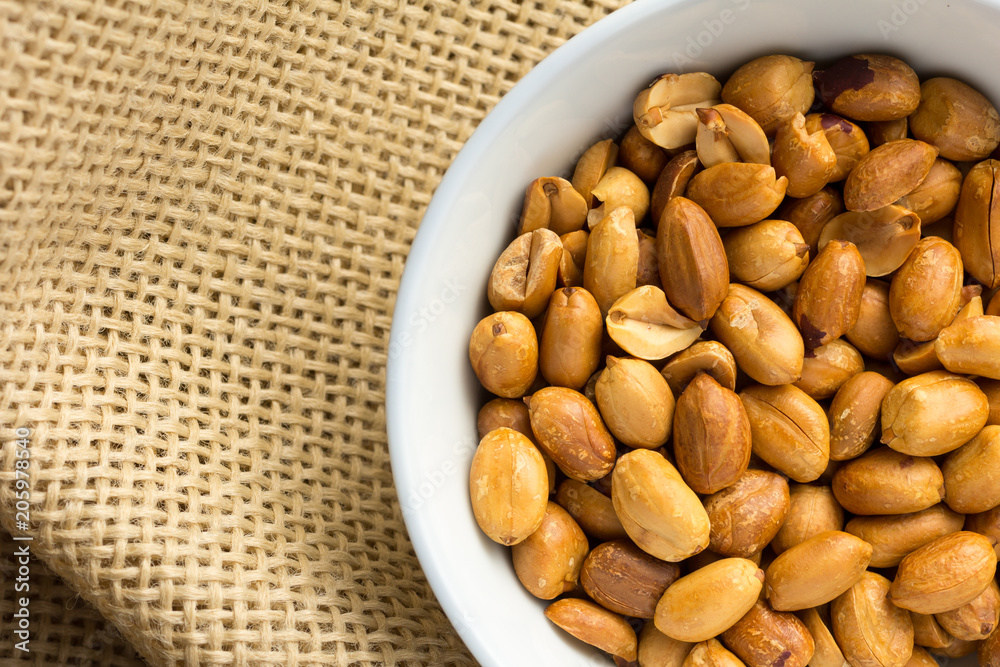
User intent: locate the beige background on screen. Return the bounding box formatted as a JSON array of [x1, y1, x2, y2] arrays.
[[0, 0, 629, 664]]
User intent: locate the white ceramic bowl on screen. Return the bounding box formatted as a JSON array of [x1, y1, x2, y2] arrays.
[[387, 1, 1000, 664]]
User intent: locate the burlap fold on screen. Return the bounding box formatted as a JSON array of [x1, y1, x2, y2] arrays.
[[0, 0, 629, 664]]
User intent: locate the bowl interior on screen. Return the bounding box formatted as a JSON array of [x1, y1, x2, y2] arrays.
[[387, 1, 1000, 664]]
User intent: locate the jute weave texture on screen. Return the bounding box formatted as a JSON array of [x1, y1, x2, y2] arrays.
[[0, 0, 630, 664]]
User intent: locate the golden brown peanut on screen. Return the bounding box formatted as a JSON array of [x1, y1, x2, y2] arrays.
[[772, 484, 844, 555], [656, 196, 729, 322], [966, 505, 1000, 560], [722, 220, 810, 293], [981, 378, 1000, 426], [890, 531, 998, 614], [539, 287, 603, 389], [672, 373, 751, 494], [909, 77, 1000, 161], [831, 571, 915, 667], [740, 384, 830, 483], [794, 240, 866, 349], [651, 150, 700, 226], [596, 356, 675, 449], [558, 229, 589, 287], [833, 447, 944, 515], [621, 125, 669, 184], [638, 622, 694, 667], [953, 159, 1000, 289], [700, 104, 771, 166], [512, 501, 589, 599], [582, 539, 681, 619], [820, 205, 921, 277], [889, 237, 964, 342], [634, 72, 722, 149], [709, 284, 805, 386], [935, 579, 1000, 641], [478, 398, 533, 439], [686, 162, 788, 228], [896, 158, 963, 226], [469, 428, 549, 545], [845, 504, 966, 568], [942, 425, 1000, 514], [846, 280, 900, 360], [982, 627, 1000, 667], [528, 387, 616, 482], [721, 55, 815, 135], [721, 601, 815, 667], [695, 107, 740, 167], [795, 338, 864, 400], [572, 138, 619, 205], [556, 479, 628, 542], [765, 531, 873, 611], [805, 113, 871, 182], [545, 598, 638, 662], [703, 469, 790, 557], [777, 187, 844, 258], [637, 229, 661, 288], [891, 339, 944, 377], [929, 636, 977, 658], [661, 341, 737, 396], [612, 449, 711, 562], [881, 371, 989, 456], [488, 228, 563, 318], [773, 112, 838, 198], [654, 558, 764, 643], [589, 166, 651, 228], [829, 371, 895, 461], [606, 286, 703, 361], [935, 315, 1000, 379], [814, 54, 920, 121], [866, 118, 909, 146], [519, 176, 589, 235], [843, 139, 937, 213], [911, 613, 953, 649], [585, 206, 639, 315], [469, 311, 538, 398], [797, 608, 849, 667], [682, 639, 744, 667], [903, 646, 938, 667]]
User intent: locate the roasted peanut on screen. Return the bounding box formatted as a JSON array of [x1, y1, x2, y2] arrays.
[[589, 166, 651, 228], [528, 387, 616, 482], [911, 612, 953, 650], [545, 598, 638, 662], [829, 371, 895, 461], [831, 571, 915, 667], [773, 112, 838, 198], [820, 205, 921, 277], [935, 315, 1000, 379], [909, 77, 1000, 161], [469, 428, 549, 545], [686, 162, 788, 227], [672, 373, 751, 494], [881, 371, 989, 456], [896, 158, 963, 226], [683, 639, 744, 667], [722, 219, 810, 293], [935, 579, 1000, 641], [703, 469, 790, 557], [478, 397, 533, 439], [709, 284, 804, 385], [596, 356, 675, 449], [519, 176, 589, 235], [612, 449, 711, 562], [795, 338, 865, 400], [845, 504, 966, 568], [721, 55, 815, 135], [605, 285, 703, 361], [805, 113, 870, 182], [637, 229, 660, 288], [585, 206, 640, 315], [793, 239, 866, 349], [469, 311, 538, 398], [765, 531, 873, 611], [620, 125, 669, 183], [540, 287, 603, 389], [634, 72, 722, 149], [654, 558, 764, 643], [845, 280, 899, 360], [866, 118, 909, 146], [797, 607, 849, 667], [657, 196, 729, 322], [488, 228, 563, 318], [558, 229, 589, 287], [942, 425, 1000, 514], [890, 531, 998, 615], [814, 54, 920, 120], [740, 384, 830, 483], [953, 159, 1000, 289], [721, 601, 815, 667], [572, 138, 619, 205], [832, 447, 944, 515], [651, 150, 700, 225], [638, 622, 694, 667], [513, 501, 589, 599], [777, 186, 844, 257], [581, 539, 681, 619], [889, 237, 964, 342]]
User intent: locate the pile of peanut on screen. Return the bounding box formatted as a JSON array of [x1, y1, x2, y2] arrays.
[[466, 53, 1000, 667]]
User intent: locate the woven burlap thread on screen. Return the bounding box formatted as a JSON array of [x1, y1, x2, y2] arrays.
[[0, 0, 630, 664]]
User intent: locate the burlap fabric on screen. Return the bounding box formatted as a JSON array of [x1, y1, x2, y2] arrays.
[[0, 0, 630, 664]]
